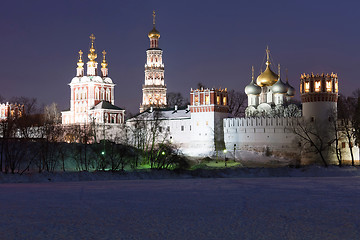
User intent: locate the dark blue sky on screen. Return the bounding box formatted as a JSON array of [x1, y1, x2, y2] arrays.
[[0, 0, 359, 114]]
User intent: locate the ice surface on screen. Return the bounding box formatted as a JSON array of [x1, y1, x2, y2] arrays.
[[0, 176, 359, 239]]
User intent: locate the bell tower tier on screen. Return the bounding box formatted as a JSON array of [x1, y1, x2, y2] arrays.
[[140, 11, 167, 113]]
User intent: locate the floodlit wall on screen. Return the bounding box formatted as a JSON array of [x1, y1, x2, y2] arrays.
[[223, 117, 301, 160]]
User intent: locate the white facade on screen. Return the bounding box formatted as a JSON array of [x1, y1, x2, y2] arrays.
[[61, 34, 125, 126], [224, 117, 300, 159]]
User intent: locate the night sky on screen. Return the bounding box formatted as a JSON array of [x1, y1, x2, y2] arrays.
[[0, 0, 359, 114]]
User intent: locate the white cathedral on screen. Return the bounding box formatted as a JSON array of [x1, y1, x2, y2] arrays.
[[61, 12, 359, 165]]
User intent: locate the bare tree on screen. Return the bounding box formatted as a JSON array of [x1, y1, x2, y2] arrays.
[[227, 89, 247, 117], [336, 95, 358, 165], [0, 99, 41, 174], [66, 124, 95, 171], [166, 92, 189, 108], [329, 111, 342, 166], [9, 97, 39, 115], [152, 143, 189, 169], [35, 103, 65, 172], [291, 118, 330, 167], [127, 110, 170, 168]]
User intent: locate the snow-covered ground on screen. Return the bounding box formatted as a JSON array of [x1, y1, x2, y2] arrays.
[[0, 175, 359, 239]]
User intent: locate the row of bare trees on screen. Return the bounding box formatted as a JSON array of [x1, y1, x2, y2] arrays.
[[0, 96, 142, 173]]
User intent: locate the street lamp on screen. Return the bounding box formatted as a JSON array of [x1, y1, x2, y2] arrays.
[[223, 149, 227, 167], [234, 144, 236, 161]]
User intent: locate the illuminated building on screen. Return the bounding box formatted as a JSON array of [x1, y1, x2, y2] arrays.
[[61, 34, 125, 125], [140, 11, 167, 112], [0, 102, 24, 120], [224, 54, 358, 164], [244, 47, 299, 117], [127, 88, 229, 156]]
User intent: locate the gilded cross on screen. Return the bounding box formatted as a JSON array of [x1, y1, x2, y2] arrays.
[[266, 46, 270, 61], [278, 64, 281, 77], [251, 65, 254, 81], [153, 10, 156, 26], [90, 34, 96, 43], [79, 50, 83, 60]]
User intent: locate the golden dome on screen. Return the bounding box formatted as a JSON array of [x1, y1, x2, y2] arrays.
[[148, 10, 160, 39], [148, 27, 160, 39], [256, 47, 278, 87], [101, 50, 108, 69], [256, 61, 278, 87], [77, 50, 84, 68], [88, 34, 97, 61]]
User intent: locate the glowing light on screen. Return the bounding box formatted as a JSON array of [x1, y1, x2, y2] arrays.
[[315, 81, 321, 92], [335, 81, 338, 92], [195, 96, 199, 105], [223, 149, 227, 153], [326, 81, 332, 92], [205, 95, 210, 105], [304, 82, 310, 93], [101, 151, 105, 155], [161, 151, 165, 155]]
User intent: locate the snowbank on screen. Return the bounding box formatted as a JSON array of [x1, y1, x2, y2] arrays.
[[0, 165, 359, 184]]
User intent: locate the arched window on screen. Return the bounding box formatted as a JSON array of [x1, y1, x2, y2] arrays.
[[106, 89, 110, 101], [95, 87, 99, 100], [101, 88, 105, 100]]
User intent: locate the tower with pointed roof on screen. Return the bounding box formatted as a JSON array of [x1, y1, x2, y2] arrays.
[[61, 34, 125, 126], [140, 11, 167, 113]]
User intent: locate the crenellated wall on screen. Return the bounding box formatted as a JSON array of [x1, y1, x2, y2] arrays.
[[223, 117, 301, 160]]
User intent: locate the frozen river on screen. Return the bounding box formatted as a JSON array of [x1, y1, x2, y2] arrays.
[[0, 177, 359, 239]]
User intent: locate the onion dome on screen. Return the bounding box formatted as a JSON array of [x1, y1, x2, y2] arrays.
[[245, 66, 261, 95], [77, 50, 84, 69], [148, 11, 160, 39], [272, 77, 288, 94], [286, 80, 295, 96], [245, 81, 261, 95], [88, 34, 97, 61], [256, 47, 278, 87], [101, 50, 108, 68], [148, 27, 160, 39]]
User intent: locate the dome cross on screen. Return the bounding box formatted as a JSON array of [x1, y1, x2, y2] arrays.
[[78, 50, 83, 62], [153, 10, 156, 26], [90, 34, 96, 43]]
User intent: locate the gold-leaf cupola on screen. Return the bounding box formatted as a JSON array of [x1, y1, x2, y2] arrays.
[[101, 50, 108, 69], [76, 50, 85, 77], [256, 46, 278, 87], [148, 10, 160, 39], [77, 50, 84, 69], [88, 33, 97, 62]]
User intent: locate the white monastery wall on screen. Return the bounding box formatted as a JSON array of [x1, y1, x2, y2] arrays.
[[223, 117, 300, 159]]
